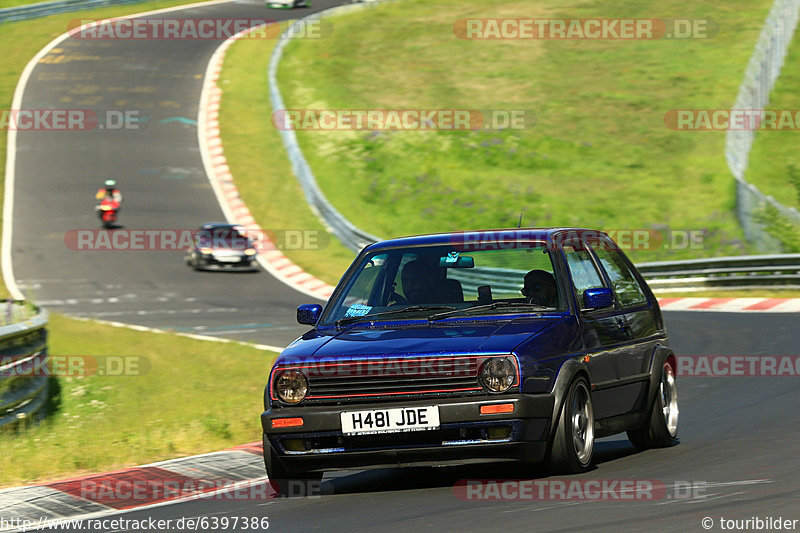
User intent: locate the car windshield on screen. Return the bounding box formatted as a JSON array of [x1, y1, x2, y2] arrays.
[[197, 228, 251, 248], [320, 242, 565, 326]]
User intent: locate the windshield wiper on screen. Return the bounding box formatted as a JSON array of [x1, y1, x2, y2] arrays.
[[428, 302, 551, 321], [335, 305, 457, 327]]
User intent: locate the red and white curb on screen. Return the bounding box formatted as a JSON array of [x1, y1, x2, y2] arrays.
[[656, 297, 800, 312], [197, 23, 335, 302], [0, 443, 270, 529]]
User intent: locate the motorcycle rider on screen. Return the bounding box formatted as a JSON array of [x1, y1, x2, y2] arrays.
[[95, 179, 122, 205]]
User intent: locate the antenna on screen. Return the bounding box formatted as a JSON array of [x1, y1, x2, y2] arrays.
[[517, 211, 524, 228]]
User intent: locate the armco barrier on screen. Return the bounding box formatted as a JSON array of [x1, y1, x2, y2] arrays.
[[0, 305, 49, 428], [0, 0, 146, 23], [267, 1, 389, 253], [451, 255, 800, 294]]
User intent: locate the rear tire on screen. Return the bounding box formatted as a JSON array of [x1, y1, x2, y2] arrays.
[[547, 377, 594, 474], [264, 442, 323, 497], [627, 360, 679, 450]]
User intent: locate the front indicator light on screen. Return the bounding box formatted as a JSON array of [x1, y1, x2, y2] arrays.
[[478, 357, 516, 393], [274, 370, 309, 404], [245, 248, 257, 256], [271, 417, 304, 428], [480, 403, 514, 415]]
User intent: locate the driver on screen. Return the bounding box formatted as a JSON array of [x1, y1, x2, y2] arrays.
[[400, 259, 441, 304], [521, 269, 557, 307]]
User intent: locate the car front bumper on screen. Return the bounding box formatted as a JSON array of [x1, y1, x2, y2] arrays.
[[262, 394, 555, 471]]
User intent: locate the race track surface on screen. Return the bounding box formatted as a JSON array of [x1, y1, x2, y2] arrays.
[[108, 311, 800, 532], [10, 0, 349, 347]]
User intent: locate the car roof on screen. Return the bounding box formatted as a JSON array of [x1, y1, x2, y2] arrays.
[[362, 227, 609, 252], [199, 222, 239, 230]]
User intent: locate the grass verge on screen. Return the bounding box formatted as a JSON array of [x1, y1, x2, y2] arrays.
[[275, 0, 776, 265], [0, 313, 276, 488], [218, 22, 356, 285]]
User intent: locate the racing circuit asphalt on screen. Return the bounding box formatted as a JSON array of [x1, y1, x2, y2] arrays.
[[9, 0, 800, 531], [89, 311, 800, 532], [10, 0, 349, 347]]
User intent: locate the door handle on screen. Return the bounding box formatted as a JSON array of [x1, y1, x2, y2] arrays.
[[615, 317, 628, 334]]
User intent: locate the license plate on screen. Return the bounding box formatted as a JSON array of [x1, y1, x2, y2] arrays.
[[215, 255, 241, 263], [340, 406, 440, 435]]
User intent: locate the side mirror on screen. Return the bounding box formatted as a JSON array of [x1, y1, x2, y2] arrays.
[[583, 287, 613, 310], [297, 304, 322, 325]]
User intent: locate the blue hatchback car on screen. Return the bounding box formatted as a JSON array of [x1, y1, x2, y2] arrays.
[[261, 228, 679, 494]]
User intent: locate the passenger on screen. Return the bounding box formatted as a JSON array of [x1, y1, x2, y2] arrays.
[[521, 269, 558, 307]]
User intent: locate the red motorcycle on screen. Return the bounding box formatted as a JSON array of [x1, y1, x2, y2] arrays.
[[97, 197, 120, 229]]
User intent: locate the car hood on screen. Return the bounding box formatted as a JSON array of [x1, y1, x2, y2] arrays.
[[277, 316, 568, 365]]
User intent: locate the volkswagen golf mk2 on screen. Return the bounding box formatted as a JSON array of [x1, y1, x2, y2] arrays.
[[261, 229, 679, 494]]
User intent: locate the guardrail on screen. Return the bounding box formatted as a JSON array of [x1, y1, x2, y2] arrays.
[[268, 1, 388, 253], [0, 0, 145, 23], [447, 254, 800, 295], [0, 305, 49, 429]]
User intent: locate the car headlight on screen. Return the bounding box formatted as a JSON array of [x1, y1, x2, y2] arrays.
[[244, 248, 257, 256], [274, 370, 308, 404], [200, 247, 213, 255], [478, 357, 516, 393]]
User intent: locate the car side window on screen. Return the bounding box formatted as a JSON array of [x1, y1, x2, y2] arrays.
[[592, 241, 647, 307], [563, 244, 605, 304]]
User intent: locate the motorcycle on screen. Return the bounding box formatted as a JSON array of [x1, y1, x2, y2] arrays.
[[97, 197, 120, 229]]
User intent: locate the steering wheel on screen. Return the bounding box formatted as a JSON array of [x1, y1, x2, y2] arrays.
[[388, 292, 407, 305]]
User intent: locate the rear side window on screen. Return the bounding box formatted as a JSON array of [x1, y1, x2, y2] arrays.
[[592, 241, 647, 307], [563, 244, 605, 302]]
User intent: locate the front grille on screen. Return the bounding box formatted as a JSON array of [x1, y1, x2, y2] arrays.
[[273, 355, 518, 401]]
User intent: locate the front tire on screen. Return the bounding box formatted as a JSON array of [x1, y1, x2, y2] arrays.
[[627, 360, 679, 450], [547, 377, 594, 474], [264, 442, 323, 497]]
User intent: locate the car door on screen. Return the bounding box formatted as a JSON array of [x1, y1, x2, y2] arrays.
[[561, 239, 631, 419], [588, 238, 656, 414]]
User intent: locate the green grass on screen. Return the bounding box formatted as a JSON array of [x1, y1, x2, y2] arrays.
[[218, 22, 357, 285], [0, 0, 61, 8], [274, 0, 775, 265], [0, 314, 276, 488], [0, 0, 225, 299], [746, 33, 800, 211]]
